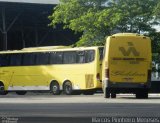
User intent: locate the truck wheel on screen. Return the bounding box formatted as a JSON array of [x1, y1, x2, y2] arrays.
[[63, 81, 73, 95]]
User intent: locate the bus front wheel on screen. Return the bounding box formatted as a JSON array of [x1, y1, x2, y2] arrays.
[[50, 81, 61, 95], [63, 81, 73, 95]]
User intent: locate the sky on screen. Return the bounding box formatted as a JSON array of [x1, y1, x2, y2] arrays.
[[153, 25, 160, 32]]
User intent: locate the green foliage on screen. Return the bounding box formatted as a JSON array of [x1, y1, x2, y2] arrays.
[[152, 53, 160, 64], [148, 31, 160, 63], [49, 0, 159, 47], [114, 0, 158, 33], [154, 0, 160, 19], [49, 0, 122, 46], [148, 32, 160, 53]]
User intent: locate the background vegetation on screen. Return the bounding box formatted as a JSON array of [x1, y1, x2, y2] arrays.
[[49, 0, 160, 62]]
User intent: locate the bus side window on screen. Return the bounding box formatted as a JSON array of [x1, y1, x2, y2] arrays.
[[22, 53, 36, 66], [85, 50, 95, 63], [63, 51, 76, 64], [77, 51, 85, 63], [10, 54, 22, 66], [50, 52, 63, 64], [0, 54, 10, 66], [35, 52, 49, 65], [0, 55, 3, 66], [0, 55, 2, 66]]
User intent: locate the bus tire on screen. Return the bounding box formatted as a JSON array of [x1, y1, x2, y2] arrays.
[[16, 91, 27, 95], [111, 92, 116, 98], [136, 89, 148, 99], [141, 89, 148, 99], [50, 81, 61, 95], [0, 82, 8, 95], [104, 88, 110, 98], [63, 81, 73, 95], [142, 92, 148, 99], [136, 94, 140, 99]]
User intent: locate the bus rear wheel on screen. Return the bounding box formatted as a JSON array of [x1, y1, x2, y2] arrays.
[[104, 88, 110, 98], [50, 81, 61, 95], [63, 81, 73, 95], [111, 92, 116, 98], [16, 91, 27, 95], [136, 89, 148, 99]]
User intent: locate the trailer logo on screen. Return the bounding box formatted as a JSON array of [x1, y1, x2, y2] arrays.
[[119, 42, 140, 56]]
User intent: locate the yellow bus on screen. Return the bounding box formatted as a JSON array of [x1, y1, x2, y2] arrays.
[[102, 33, 152, 99], [0, 46, 103, 95]]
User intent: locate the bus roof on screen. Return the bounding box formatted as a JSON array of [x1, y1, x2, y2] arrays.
[[0, 46, 103, 54], [112, 33, 143, 37], [22, 46, 71, 51]]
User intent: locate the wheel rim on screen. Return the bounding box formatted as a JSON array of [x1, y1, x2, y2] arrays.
[[66, 85, 71, 93], [0, 86, 4, 91], [64, 82, 72, 94], [53, 85, 58, 93]]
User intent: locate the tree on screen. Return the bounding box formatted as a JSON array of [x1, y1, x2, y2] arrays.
[[154, 0, 160, 19], [49, 0, 159, 46], [148, 32, 160, 53], [151, 0, 160, 63], [114, 0, 158, 33], [148, 31, 160, 63]]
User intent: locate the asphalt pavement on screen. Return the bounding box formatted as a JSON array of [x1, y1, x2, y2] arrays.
[[0, 93, 160, 123]]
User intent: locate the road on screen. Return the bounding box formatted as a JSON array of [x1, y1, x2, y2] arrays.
[[0, 93, 160, 123]]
